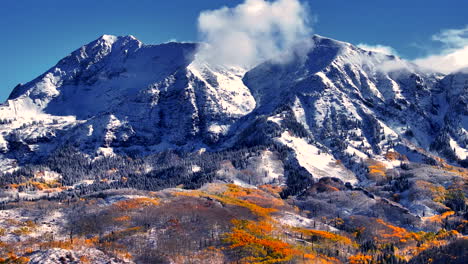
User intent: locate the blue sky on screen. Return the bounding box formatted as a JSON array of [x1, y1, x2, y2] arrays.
[[1, 0, 467, 101]]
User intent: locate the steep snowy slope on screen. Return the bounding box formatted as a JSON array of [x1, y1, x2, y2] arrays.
[[0, 34, 466, 184], [238, 35, 465, 181], [0, 35, 255, 169], [431, 69, 468, 161]]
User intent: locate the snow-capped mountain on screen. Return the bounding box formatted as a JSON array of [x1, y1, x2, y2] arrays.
[[0, 35, 255, 168], [238, 35, 466, 182], [0, 34, 466, 183]]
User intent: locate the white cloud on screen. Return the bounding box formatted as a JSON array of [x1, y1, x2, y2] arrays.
[[413, 46, 468, 74], [357, 43, 399, 56], [431, 26, 468, 49], [196, 0, 313, 68], [358, 26, 468, 74], [414, 25, 468, 74], [195, 2, 467, 74]]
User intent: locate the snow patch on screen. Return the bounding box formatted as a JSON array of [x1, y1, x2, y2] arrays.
[[97, 147, 115, 157], [276, 132, 357, 184], [277, 212, 338, 231], [450, 138, 468, 160], [192, 165, 201, 173]]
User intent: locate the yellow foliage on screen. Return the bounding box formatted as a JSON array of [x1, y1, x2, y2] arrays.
[[413, 180, 447, 203], [40, 240, 74, 250], [402, 229, 459, 257], [259, 185, 284, 197], [224, 219, 298, 264], [175, 186, 278, 219], [225, 184, 286, 208], [113, 197, 159, 211], [23, 220, 36, 229], [113, 215, 131, 222], [423, 211, 455, 224], [39, 236, 99, 251], [8, 220, 38, 236], [303, 253, 341, 264], [38, 237, 129, 262], [11, 227, 33, 236], [177, 185, 346, 263], [348, 254, 373, 264], [0, 253, 30, 264], [434, 229, 459, 240], [5, 219, 21, 226], [366, 160, 387, 179], [79, 255, 91, 264], [438, 163, 468, 178], [102, 226, 144, 242], [293, 228, 354, 246], [225, 197, 276, 218], [385, 151, 407, 161], [99, 241, 133, 260], [375, 218, 417, 242], [7, 179, 61, 191]]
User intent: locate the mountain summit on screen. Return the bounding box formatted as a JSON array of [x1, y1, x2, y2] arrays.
[[0, 34, 466, 183]]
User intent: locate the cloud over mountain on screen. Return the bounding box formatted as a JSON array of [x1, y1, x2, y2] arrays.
[[357, 43, 399, 56], [414, 25, 468, 73], [196, 0, 313, 67]]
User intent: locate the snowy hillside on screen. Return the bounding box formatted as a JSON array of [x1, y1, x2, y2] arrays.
[[239, 35, 464, 182], [0, 34, 466, 184], [0, 35, 256, 170]]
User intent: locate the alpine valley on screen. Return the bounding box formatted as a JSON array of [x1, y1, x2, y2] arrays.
[[0, 35, 466, 264]]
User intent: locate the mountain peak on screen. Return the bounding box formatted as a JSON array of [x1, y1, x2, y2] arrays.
[[97, 34, 118, 44], [95, 34, 140, 44], [90, 34, 142, 50], [311, 34, 349, 46]]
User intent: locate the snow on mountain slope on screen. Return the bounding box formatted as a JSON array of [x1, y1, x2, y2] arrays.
[[0, 34, 466, 184], [431, 70, 468, 161], [240, 35, 465, 181], [0, 35, 256, 167], [276, 131, 356, 184]]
